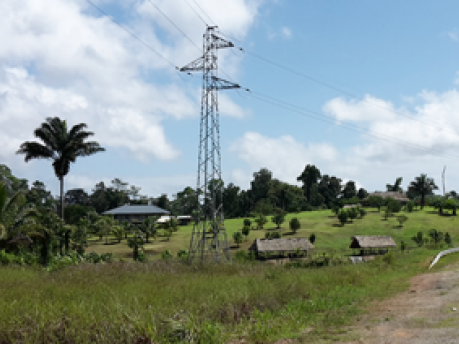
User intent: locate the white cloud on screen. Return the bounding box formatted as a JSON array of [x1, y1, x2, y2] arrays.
[[230, 87, 459, 193], [0, 0, 260, 170], [446, 29, 459, 42], [280, 26, 292, 40], [230, 132, 337, 187]]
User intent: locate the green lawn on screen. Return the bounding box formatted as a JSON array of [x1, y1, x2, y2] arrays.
[[88, 207, 458, 259]]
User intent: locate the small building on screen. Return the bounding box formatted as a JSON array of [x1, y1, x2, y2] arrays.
[[102, 204, 170, 224], [367, 191, 410, 203], [343, 203, 362, 209], [249, 237, 314, 259], [157, 215, 193, 226], [350, 235, 396, 256]]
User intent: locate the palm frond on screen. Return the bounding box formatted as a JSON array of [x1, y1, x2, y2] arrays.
[[75, 141, 106, 157], [34, 126, 58, 151], [68, 123, 88, 140], [16, 142, 54, 161], [53, 158, 71, 178]]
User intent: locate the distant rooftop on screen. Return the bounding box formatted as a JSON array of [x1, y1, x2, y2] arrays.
[[102, 204, 170, 215]]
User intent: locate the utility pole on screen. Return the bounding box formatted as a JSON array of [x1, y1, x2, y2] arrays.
[[180, 26, 240, 262], [442, 166, 446, 196]]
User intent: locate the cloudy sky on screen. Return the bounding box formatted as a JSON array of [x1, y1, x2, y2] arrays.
[[2, 0, 459, 198]]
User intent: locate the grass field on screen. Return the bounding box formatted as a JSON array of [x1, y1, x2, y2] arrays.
[[88, 206, 459, 259], [1, 207, 458, 343]]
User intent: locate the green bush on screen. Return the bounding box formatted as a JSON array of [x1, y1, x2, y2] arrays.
[[241, 225, 250, 240], [406, 201, 414, 213], [161, 249, 173, 260], [265, 231, 281, 239], [289, 217, 301, 233], [309, 233, 316, 244], [243, 218, 251, 227], [359, 208, 367, 218], [338, 209, 348, 226]]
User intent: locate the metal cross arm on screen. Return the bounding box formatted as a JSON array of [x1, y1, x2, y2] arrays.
[[210, 76, 241, 90]]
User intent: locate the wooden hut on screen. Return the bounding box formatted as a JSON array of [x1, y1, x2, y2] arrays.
[[350, 235, 396, 256], [249, 238, 314, 259]]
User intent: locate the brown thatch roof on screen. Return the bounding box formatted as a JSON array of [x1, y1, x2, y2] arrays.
[[367, 191, 410, 202], [350, 235, 396, 249], [249, 238, 314, 253]]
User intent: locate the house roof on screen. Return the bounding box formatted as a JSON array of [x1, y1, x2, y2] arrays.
[[343, 203, 361, 209], [350, 235, 396, 249], [102, 204, 170, 216], [249, 238, 314, 252], [367, 191, 410, 202]]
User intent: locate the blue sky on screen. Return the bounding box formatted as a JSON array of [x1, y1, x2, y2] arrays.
[[1, 0, 459, 198]]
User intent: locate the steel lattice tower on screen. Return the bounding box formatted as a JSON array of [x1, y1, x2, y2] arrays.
[[180, 26, 240, 262]]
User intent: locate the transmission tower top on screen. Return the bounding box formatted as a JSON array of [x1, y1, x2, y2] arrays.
[[180, 26, 240, 263]]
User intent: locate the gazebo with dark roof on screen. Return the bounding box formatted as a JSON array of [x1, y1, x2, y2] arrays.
[[350, 235, 397, 256], [103, 204, 170, 224]]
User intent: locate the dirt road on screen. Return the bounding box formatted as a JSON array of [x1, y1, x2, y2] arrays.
[[343, 264, 459, 344]]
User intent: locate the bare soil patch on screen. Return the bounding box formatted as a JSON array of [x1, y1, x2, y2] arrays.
[[341, 263, 459, 344]]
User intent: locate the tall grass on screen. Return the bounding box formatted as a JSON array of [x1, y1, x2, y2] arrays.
[[0, 248, 438, 343]]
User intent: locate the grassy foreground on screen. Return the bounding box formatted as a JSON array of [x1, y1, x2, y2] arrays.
[[0, 248, 448, 343]]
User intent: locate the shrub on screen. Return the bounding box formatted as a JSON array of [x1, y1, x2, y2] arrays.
[[412, 231, 424, 247], [396, 214, 408, 228], [338, 209, 348, 226], [177, 249, 188, 259], [383, 207, 392, 220], [359, 208, 367, 218], [241, 225, 250, 240], [254, 214, 267, 229], [386, 198, 401, 213], [272, 212, 286, 229], [233, 231, 243, 247], [243, 218, 251, 227], [348, 208, 358, 222], [234, 250, 255, 262], [445, 232, 453, 246], [428, 229, 444, 245], [161, 249, 173, 260], [265, 231, 281, 239], [406, 201, 414, 213], [309, 233, 316, 244], [289, 217, 301, 233]]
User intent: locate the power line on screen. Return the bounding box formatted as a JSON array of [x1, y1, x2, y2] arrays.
[[217, 31, 459, 136], [85, 0, 178, 69], [247, 90, 459, 160], [191, 0, 215, 25], [145, 0, 202, 53], [182, 0, 208, 26]]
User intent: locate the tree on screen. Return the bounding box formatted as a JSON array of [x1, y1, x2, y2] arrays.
[[396, 214, 408, 228], [338, 209, 348, 226], [428, 229, 444, 245], [347, 208, 358, 222], [359, 208, 367, 218], [411, 231, 424, 247], [65, 188, 89, 206], [309, 233, 316, 244], [0, 183, 37, 240], [112, 225, 125, 243], [444, 198, 459, 216], [341, 181, 357, 200], [96, 216, 117, 244], [383, 207, 392, 220], [386, 198, 401, 213], [272, 211, 286, 229], [367, 195, 384, 212], [251, 168, 273, 205], [357, 188, 368, 199], [139, 216, 159, 243], [408, 174, 438, 209], [254, 214, 267, 229], [445, 232, 453, 247], [289, 217, 301, 233], [243, 218, 251, 227], [386, 177, 403, 192], [406, 201, 414, 213], [233, 231, 243, 248], [128, 231, 144, 261], [17, 117, 105, 218], [297, 164, 321, 203], [241, 225, 250, 240]]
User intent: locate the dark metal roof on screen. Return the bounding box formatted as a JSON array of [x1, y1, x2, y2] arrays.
[[102, 205, 170, 215]]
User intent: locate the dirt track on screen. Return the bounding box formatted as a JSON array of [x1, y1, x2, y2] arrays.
[[342, 264, 459, 344]]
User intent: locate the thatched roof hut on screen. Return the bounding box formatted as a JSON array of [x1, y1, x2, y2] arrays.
[[350, 236, 396, 249], [367, 191, 410, 203], [249, 238, 314, 255]]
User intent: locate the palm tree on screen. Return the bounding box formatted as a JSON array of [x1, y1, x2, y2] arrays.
[[17, 117, 105, 218], [386, 177, 403, 192], [140, 216, 159, 243], [408, 174, 438, 209], [0, 183, 37, 240]]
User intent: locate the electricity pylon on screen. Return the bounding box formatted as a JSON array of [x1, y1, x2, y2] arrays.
[[180, 26, 240, 262]]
